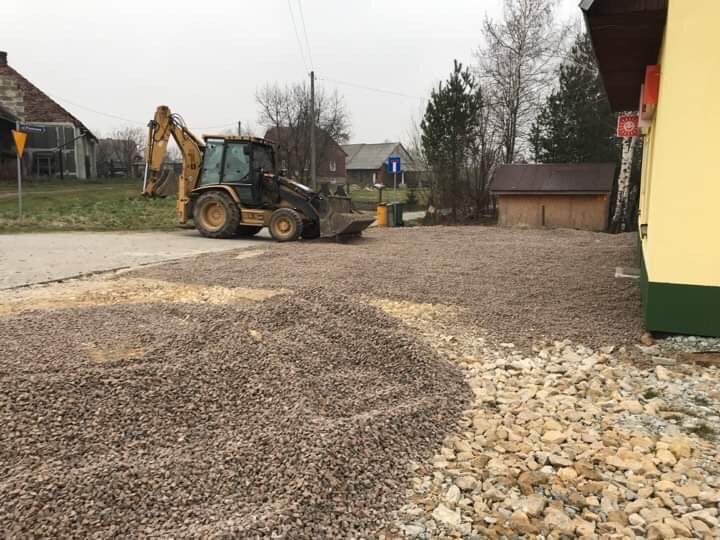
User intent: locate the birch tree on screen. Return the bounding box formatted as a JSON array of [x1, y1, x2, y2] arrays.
[[611, 135, 639, 232]]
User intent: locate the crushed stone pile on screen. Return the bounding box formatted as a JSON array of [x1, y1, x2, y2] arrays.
[[0, 289, 470, 537], [381, 302, 720, 539]]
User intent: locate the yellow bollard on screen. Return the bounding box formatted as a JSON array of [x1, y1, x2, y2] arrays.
[[376, 203, 388, 227]]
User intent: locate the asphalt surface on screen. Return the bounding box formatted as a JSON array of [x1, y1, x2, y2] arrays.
[[0, 230, 270, 289]]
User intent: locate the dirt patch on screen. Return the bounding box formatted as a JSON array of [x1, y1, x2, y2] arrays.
[[0, 277, 285, 316], [0, 290, 470, 537], [134, 226, 643, 348]]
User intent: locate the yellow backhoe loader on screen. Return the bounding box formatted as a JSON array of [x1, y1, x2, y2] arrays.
[[142, 105, 373, 241]]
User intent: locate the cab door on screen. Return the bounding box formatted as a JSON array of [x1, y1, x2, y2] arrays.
[[222, 142, 260, 206]]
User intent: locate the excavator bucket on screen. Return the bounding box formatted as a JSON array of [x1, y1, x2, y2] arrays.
[[153, 169, 179, 197], [318, 196, 375, 238]]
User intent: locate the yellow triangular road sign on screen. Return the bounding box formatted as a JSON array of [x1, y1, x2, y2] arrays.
[[11, 130, 27, 158]]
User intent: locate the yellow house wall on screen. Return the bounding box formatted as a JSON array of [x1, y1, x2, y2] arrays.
[[641, 0, 720, 287]]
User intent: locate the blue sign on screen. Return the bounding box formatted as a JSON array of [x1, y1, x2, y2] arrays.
[[386, 156, 402, 174], [19, 124, 45, 134]]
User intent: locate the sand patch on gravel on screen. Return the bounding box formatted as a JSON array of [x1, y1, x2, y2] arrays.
[[0, 277, 287, 315], [82, 343, 145, 363], [369, 299, 464, 323]]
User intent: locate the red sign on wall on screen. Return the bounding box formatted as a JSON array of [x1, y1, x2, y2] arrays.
[[617, 114, 640, 138], [644, 65, 661, 106]]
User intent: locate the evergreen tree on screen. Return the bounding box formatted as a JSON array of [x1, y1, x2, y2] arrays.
[[531, 32, 616, 163], [421, 60, 483, 221]]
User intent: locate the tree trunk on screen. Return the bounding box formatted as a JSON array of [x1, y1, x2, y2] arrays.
[[611, 136, 638, 233]]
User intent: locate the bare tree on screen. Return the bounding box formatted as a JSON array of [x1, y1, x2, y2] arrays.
[[111, 126, 145, 175], [256, 82, 350, 183], [468, 99, 502, 218], [97, 126, 145, 177], [476, 0, 569, 163]]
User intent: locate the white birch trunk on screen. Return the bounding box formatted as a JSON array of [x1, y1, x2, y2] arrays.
[[612, 136, 638, 232]]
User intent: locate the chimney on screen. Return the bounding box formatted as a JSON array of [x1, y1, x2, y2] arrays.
[[0, 51, 6, 66]]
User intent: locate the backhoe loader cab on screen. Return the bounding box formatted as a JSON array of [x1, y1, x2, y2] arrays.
[[142, 105, 373, 241], [197, 136, 276, 207]]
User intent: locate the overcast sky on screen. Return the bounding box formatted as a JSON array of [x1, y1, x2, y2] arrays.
[[5, 0, 582, 144]]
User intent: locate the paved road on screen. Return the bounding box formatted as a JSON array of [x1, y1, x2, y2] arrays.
[[0, 230, 270, 289]]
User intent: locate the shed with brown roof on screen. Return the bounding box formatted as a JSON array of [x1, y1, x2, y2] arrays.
[[490, 163, 615, 232], [0, 51, 97, 179]]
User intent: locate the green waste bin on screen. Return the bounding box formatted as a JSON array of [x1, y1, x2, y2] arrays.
[[387, 202, 397, 227], [395, 202, 405, 227]]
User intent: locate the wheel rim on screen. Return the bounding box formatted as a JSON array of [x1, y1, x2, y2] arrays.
[[276, 218, 292, 234], [201, 202, 226, 230]]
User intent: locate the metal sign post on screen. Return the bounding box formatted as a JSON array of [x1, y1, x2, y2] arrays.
[[386, 156, 402, 192], [11, 122, 29, 220], [16, 141, 22, 219]]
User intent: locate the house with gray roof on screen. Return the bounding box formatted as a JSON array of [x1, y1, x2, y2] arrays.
[[341, 142, 426, 187]]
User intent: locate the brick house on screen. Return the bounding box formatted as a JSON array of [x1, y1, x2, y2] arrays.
[[0, 101, 17, 179], [0, 51, 97, 180], [264, 126, 347, 185]]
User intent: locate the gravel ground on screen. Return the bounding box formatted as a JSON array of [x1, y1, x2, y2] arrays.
[[135, 226, 643, 348], [0, 290, 470, 537], [0, 225, 647, 537]]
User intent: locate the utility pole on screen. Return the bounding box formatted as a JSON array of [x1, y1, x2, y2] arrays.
[[237, 121, 242, 136], [310, 70, 317, 190]]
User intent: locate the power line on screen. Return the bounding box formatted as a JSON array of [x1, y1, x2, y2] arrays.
[[192, 122, 239, 131], [287, 0, 308, 71], [48, 92, 239, 133], [318, 76, 427, 102], [297, 0, 314, 70], [46, 92, 145, 126]]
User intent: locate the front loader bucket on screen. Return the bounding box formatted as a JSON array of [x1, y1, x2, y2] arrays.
[[318, 195, 375, 238]]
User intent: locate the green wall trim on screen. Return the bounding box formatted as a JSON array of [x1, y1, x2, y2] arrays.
[[639, 234, 720, 337]]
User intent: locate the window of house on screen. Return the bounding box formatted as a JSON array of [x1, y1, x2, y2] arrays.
[[329, 160, 337, 172]]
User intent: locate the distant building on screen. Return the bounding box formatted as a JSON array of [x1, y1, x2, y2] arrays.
[[342, 142, 426, 187], [264, 126, 347, 185], [0, 51, 97, 179], [96, 138, 143, 177], [583, 0, 720, 337], [490, 163, 615, 232]]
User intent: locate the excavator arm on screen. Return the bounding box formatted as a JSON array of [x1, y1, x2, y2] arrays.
[[143, 105, 205, 223]]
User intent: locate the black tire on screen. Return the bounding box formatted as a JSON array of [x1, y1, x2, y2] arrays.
[[193, 191, 240, 238], [235, 225, 263, 237], [269, 208, 303, 242], [301, 221, 321, 240]]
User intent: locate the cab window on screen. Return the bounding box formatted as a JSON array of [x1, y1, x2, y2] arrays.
[[254, 145, 275, 173], [223, 143, 251, 183], [199, 141, 223, 185]]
